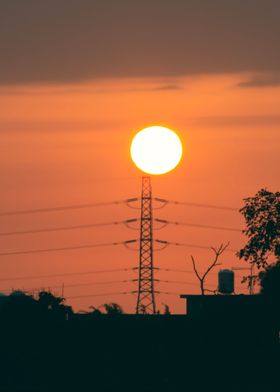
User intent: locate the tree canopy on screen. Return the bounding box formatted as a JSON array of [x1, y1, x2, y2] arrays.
[[103, 303, 123, 315], [260, 262, 280, 298], [238, 189, 280, 268]]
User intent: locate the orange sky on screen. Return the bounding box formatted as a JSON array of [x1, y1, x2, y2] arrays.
[[0, 73, 279, 313]]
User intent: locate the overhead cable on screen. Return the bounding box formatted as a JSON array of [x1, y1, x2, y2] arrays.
[[0, 239, 137, 257], [155, 239, 238, 253], [157, 267, 244, 278], [0, 198, 138, 217], [0, 268, 136, 282], [0, 219, 138, 237], [2, 279, 134, 293], [0, 196, 239, 217], [154, 197, 239, 212], [157, 279, 198, 287], [67, 291, 133, 299], [156, 279, 247, 290], [154, 218, 241, 232], [0, 218, 240, 236], [156, 291, 182, 296]]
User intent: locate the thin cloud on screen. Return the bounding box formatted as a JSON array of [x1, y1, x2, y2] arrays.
[[153, 85, 182, 91], [0, 0, 279, 84], [238, 73, 280, 88], [0, 120, 123, 133], [0, 83, 182, 96], [193, 115, 280, 127]]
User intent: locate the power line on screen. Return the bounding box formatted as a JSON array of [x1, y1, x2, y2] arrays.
[[156, 291, 182, 296], [1, 280, 246, 294], [0, 239, 137, 257], [0, 197, 239, 217], [57, 279, 133, 289], [157, 267, 244, 278], [0, 267, 245, 286], [67, 291, 133, 299], [158, 279, 198, 287], [0, 268, 136, 282], [0, 237, 239, 257], [158, 281, 245, 291], [157, 279, 232, 289], [0, 219, 138, 237], [2, 279, 134, 293], [0, 198, 138, 217], [154, 198, 239, 212], [155, 239, 238, 253], [0, 217, 240, 237], [157, 279, 246, 290], [158, 267, 194, 274], [157, 290, 248, 296], [154, 218, 241, 233]]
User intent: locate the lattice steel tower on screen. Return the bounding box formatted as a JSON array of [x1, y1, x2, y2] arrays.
[[136, 176, 156, 314]]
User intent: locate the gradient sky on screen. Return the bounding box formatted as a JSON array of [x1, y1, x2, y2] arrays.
[[0, 1, 279, 313]]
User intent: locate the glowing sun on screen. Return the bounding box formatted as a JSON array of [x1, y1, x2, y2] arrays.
[[130, 126, 183, 175]]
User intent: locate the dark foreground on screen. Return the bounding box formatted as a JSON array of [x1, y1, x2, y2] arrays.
[[0, 310, 279, 392]]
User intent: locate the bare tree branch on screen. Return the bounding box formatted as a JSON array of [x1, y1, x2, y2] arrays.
[[202, 242, 229, 280], [191, 255, 201, 281], [190, 242, 230, 295]]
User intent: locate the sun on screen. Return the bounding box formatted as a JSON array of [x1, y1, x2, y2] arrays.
[[130, 126, 183, 175]]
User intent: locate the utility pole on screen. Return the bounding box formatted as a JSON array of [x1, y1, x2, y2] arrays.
[[136, 176, 156, 314]]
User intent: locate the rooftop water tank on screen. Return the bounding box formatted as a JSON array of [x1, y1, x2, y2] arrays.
[[218, 269, 234, 294]]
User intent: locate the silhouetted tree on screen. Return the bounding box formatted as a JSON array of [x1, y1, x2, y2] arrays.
[[103, 303, 123, 315], [2, 291, 39, 320], [191, 243, 229, 294], [238, 189, 280, 268], [259, 262, 280, 324], [163, 304, 171, 315], [38, 291, 73, 318], [260, 262, 280, 299], [89, 306, 103, 315]]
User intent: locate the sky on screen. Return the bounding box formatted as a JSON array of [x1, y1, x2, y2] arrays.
[[0, 1, 279, 313]]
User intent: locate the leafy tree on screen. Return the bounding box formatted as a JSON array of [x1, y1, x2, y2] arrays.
[[38, 291, 64, 310], [38, 291, 73, 318], [88, 306, 103, 315], [238, 189, 280, 268], [103, 303, 123, 315], [163, 304, 171, 315], [259, 262, 280, 323], [0, 291, 39, 321], [260, 262, 280, 298]]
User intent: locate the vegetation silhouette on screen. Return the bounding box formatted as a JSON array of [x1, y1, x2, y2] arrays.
[[260, 262, 280, 326], [239, 188, 280, 267], [102, 302, 124, 315], [238, 189, 280, 318], [0, 287, 278, 391], [0, 188, 279, 391], [38, 290, 73, 318]]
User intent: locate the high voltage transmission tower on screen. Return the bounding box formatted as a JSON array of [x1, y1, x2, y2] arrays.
[[136, 177, 156, 314], [0, 179, 241, 305]]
